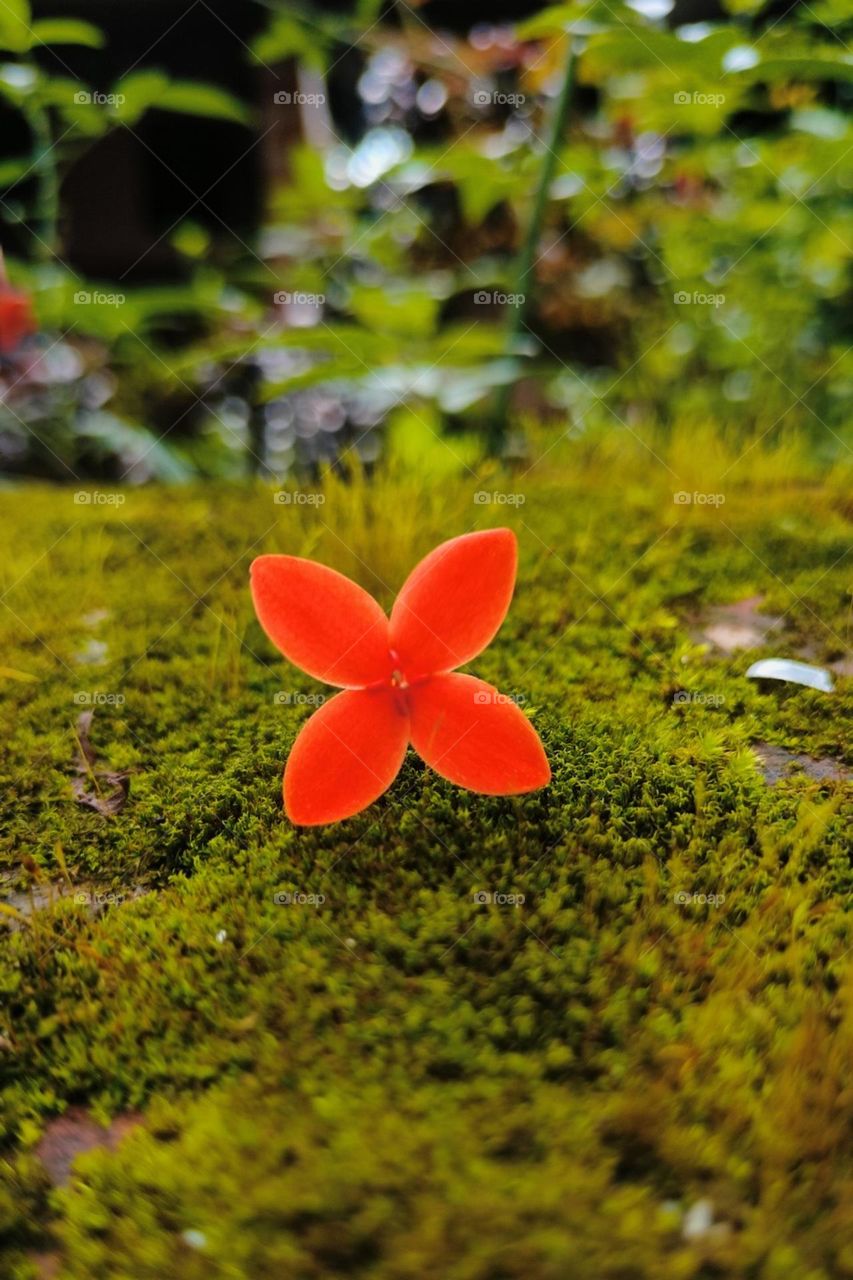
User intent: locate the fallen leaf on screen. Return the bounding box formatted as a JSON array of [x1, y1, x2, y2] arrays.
[[70, 772, 130, 816], [74, 710, 97, 769], [71, 711, 131, 816]]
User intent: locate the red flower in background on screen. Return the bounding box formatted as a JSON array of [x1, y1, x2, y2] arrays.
[[0, 285, 35, 354], [251, 529, 550, 825]]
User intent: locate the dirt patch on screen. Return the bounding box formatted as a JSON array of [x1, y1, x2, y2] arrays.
[[1, 878, 149, 932], [27, 1253, 62, 1280], [693, 595, 784, 654], [753, 743, 852, 786], [34, 1108, 143, 1187]]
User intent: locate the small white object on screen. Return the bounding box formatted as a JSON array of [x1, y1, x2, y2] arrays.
[[746, 658, 834, 692], [74, 639, 108, 666], [81, 609, 110, 628], [182, 1229, 207, 1249], [215, 930, 227, 944], [682, 1198, 714, 1240], [723, 45, 760, 72], [626, 0, 674, 16]]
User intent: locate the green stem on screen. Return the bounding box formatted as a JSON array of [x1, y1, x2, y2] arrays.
[[491, 43, 577, 450], [28, 101, 60, 260]]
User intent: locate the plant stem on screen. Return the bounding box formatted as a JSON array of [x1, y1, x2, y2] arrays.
[[29, 102, 60, 259], [491, 42, 577, 450]]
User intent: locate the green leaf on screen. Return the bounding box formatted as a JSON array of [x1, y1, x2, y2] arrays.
[[585, 27, 739, 79], [519, 3, 580, 36], [355, 0, 385, 24], [261, 358, 368, 398], [0, 665, 38, 682], [40, 79, 111, 135], [517, 1, 623, 36], [156, 80, 252, 126], [113, 71, 251, 127], [0, 0, 31, 54], [721, 0, 771, 15], [430, 148, 523, 225], [347, 285, 439, 340], [733, 55, 853, 84], [76, 411, 194, 482], [252, 13, 330, 70], [30, 18, 104, 48], [111, 69, 168, 125], [0, 155, 31, 185]]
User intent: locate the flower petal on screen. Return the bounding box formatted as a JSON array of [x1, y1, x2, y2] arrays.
[[284, 688, 409, 825], [408, 673, 550, 795], [251, 555, 392, 688], [389, 529, 518, 679]]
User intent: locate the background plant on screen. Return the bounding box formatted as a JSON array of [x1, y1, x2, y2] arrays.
[[1, 0, 850, 481]]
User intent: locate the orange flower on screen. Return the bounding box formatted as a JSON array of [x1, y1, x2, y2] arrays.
[[251, 529, 551, 825]]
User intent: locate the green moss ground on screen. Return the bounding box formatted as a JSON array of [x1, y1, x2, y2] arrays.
[[0, 427, 851, 1278]]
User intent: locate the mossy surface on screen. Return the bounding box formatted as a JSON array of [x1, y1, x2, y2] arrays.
[[0, 430, 851, 1278]]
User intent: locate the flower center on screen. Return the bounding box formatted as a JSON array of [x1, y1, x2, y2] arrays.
[[388, 648, 409, 690]]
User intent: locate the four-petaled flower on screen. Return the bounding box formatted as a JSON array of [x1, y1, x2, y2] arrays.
[[250, 529, 550, 825]]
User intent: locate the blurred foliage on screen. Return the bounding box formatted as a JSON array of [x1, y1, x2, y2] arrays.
[[0, 0, 851, 479]]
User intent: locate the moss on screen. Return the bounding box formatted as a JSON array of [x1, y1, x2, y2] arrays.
[[0, 428, 851, 1277]]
